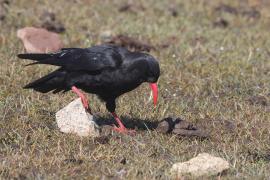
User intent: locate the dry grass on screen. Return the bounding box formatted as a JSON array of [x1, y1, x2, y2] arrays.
[[0, 0, 269, 179]]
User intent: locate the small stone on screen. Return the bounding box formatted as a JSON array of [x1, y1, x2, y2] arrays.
[[17, 27, 63, 53], [156, 120, 170, 133], [170, 153, 229, 177], [156, 117, 194, 133], [56, 98, 100, 137], [174, 119, 194, 130]]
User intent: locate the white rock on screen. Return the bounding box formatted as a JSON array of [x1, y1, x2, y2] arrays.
[[170, 153, 229, 177], [56, 98, 100, 137], [17, 27, 63, 53]]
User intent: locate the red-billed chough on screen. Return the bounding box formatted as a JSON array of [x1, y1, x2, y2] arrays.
[[18, 44, 160, 134]]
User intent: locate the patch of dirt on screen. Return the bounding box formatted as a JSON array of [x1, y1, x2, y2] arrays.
[[104, 34, 155, 52], [102, 33, 180, 51], [40, 11, 65, 33], [156, 117, 209, 138]]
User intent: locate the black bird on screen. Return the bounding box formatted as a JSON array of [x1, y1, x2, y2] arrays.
[[18, 44, 160, 134]]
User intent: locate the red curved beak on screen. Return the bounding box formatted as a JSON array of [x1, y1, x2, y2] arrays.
[[149, 83, 158, 106]]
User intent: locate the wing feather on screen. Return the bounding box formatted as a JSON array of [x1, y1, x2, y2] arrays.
[[17, 45, 123, 72]]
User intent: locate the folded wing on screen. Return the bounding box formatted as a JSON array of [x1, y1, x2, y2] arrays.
[[17, 45, 123, 72]]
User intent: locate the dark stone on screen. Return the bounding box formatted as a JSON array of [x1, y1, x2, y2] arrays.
[[157, 117, 209, 138], [213, 18, 229, 28], [156, 120, 170, 133]]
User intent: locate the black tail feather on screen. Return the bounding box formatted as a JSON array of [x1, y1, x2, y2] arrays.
[[24, 68, 66, 93], [18, 53, 62, 67], [17, 53, 52, 60], [18, 53, 55, 67]]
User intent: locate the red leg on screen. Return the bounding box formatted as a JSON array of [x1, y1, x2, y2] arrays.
[[71, 86, 91, 113], [111, 112, 136, 135]]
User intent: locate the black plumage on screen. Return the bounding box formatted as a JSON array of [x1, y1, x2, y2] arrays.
[[18, 44, 160, 133]]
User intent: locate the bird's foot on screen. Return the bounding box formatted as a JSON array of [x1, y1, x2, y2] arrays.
[[81, 97, 89, 110], [81, 98, 92, 114], [111, 112, 136, 135], [71, 86, 92, 114], [113, 125, 136, 135]]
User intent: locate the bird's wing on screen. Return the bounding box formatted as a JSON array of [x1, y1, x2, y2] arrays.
[[17, 46, 123, 72]]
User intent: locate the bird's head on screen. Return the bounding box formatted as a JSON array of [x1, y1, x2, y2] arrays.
[[145, 54, 160, 106]]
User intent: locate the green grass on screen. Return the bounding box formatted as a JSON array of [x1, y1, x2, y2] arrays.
[[0, 0, 269, 179]]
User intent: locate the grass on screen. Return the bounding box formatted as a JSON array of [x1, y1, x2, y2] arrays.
[[0, 0, 269, 179]]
